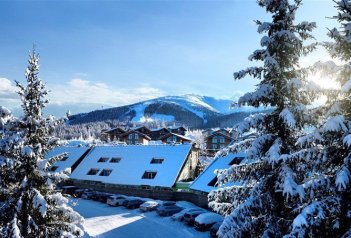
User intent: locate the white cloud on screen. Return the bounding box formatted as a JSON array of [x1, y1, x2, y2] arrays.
[[0, 77, 20, 109], [48, 78, 165, 107]]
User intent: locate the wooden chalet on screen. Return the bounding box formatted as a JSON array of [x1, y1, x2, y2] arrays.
[[205, 130, 233, 156], [101, 127, 126, 142], [120, 130, 151, 145], [160, 133, 192, 144]]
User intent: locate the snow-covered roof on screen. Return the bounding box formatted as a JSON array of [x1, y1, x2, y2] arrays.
[[160, 133, 193, 142], [70, 144, 193, 188], [120, 130, 151, 140], [190, 152, 246, 193], [45, 146, 90, 172]]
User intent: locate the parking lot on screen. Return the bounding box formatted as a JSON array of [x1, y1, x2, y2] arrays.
[[72, 198, 213, 238]]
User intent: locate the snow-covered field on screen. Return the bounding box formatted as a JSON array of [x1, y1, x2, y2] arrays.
[[72, 198, 210, 238]]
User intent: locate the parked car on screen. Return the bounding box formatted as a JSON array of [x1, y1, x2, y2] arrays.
[[162, 201, 176, 206], [72, 188, 91, 198], [61, 186, 78, 195], [156, 205, 183, 216], [139, 200, 159, 212], [124, 199, 144, 209], [107, 195, 127, 206], [171, 208, 206, 221], [183, 210, 207, 226], [91, 191, 105, 201], [210, 222, 222, 238], [81, 190, 95, 199], [194, 212, 224, 231], [97, 193, 114, 203]]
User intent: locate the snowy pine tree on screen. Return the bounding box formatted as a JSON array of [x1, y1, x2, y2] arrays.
[[208, 0, 319, 237], [283, 1, 351, 236], [0, 50, 83, 237]]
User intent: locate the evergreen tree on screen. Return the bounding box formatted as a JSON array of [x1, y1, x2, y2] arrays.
[[0, 50, 83, 237], [283, 1, 351, 236], [208, 0, 318, 237]]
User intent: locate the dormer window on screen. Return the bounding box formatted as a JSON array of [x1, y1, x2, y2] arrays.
[[87, 168, 100, 175], [151, 158, 164, 164], [99, 169, 112, 176], [98, 157, 109, 162], [229, 157, 245, 166], [50, 166, 58, 172], [61, 155, 69, 161], [208, 177, 218, 187], [142, 171, 157, 179], [110, 157, 121, 163]]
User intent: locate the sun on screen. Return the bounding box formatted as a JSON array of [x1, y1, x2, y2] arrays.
[[307, 72, 340, 90]]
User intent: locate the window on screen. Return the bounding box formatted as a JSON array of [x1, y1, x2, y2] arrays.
[[212, 137, 218, 143], [167, 135, 177, 143], [208, 177, 218, 187], [61, 155, 69, 161], [142, 171, 157, 179], [50, 166, 58, 172], [151, 158, 164, 164], [128, 134, 133, 139], [229, 156, 245, 166], [219, 137, 225, 143], [110, 157, 121, 163], [87, 168, 100, 175], [98, 157, 109, 162], [99, 169, 112, 176]]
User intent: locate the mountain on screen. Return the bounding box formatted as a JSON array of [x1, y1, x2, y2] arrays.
[[67, 94, 267, 128]]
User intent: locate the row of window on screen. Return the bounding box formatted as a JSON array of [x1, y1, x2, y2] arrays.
[[86, 168, 157, 179], [98, 157, 121, 163], [97, 157, 164, 164]]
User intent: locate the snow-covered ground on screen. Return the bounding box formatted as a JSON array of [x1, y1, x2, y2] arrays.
[[72, 198, 210, 238]]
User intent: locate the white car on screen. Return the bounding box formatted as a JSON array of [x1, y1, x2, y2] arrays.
[[106, 195, 127, 206], [194, 212, 224, 231], [139, 200, 159, 212], [171, 208, 206, 221]]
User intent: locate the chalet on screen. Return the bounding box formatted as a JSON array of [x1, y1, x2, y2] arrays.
[[168, 126, 187, 136], [190, 152, 246, 194], [160, 133, 193, 144], [101, 127, 126, 142], [149, 127, 170, 140], [45, 146, 91, 173], [205, 131, 233, 156], [70, 144, 199, 190], [129, 126, 151, 135], [120, 130, 151, 145]]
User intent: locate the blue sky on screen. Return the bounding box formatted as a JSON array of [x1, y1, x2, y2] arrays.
[[0, 0, 337, 117]]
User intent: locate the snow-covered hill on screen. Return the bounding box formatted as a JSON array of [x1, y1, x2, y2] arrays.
[[67, 94, 266, 128]]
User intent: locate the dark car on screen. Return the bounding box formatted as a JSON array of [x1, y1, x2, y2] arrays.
[[156, 205, 183, 216], [124, 199, 144, 209], [61, 186, 78, 195], [81, 190, 95, 199], [210, 222, 222, 238], [97, 193, 114, 203], [183, 210, 206, 226], [72, 188, 91, 198]]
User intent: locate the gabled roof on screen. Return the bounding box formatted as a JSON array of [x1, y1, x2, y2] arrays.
[[45, 146, 90, 172], [70, 144, 193, 188], [168, 126, 186, 131], [205, 131, 232, 140], [103, 127, 126, 134], [150, 127, 170, 132], [160, 133, 193, 142], [190, 152, 246, 193], [129, 126, 151, 133], [120, 130, 151, 140]]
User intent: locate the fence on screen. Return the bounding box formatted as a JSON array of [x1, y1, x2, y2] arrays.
[[71, 180, 209, 208]]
